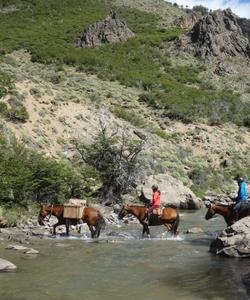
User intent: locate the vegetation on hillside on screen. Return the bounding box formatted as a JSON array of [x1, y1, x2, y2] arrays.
[[0, 0, 249, 126], [73, 126, 145, 203], [0, 136, 86, 207]]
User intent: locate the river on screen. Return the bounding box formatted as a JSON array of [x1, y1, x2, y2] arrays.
[[0, 208, 249, 300]]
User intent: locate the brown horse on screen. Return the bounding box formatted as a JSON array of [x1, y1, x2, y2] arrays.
[[118, 204, 179, 237], [205, 203, 250, 226], [38, 204, 105, 238]]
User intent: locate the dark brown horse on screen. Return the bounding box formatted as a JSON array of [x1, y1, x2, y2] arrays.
[[38, 204, 105, 238], [205, 203, 250, 226], [118, 204, 179, 237]]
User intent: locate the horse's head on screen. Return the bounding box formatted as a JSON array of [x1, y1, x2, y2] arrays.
[[118, 204, 129, 220], [38, 204, 51, 225], [205, 203, 215, 220]]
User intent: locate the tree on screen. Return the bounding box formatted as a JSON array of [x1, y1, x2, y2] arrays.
[[73, 126, 145, 204]]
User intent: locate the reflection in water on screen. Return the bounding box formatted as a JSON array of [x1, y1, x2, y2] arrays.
[[0, 209, 249, 300]]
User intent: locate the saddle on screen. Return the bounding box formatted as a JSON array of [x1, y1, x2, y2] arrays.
[[152, 207, 163, 216], [239, 202, 250, 214]]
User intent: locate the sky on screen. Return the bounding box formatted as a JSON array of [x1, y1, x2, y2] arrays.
[[168, 0, 250, 18]]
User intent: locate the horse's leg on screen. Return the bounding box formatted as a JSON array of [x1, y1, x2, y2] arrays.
[[65, 219, 70, 236], [162, 223, 171, 237], [53, 219, 65, 235], [88, 224, 96, 238], [142, 222, 150, 238], [171, 214, 180, 236]]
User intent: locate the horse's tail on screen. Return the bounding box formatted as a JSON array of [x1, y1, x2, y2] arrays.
[[94, 214, 106, 238], [171, 212, 180, 236]]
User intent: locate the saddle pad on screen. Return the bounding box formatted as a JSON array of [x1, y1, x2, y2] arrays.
[[63, 205, 84, 219]]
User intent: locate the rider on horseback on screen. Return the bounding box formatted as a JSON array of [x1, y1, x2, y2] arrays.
[[233, 175, 248, 220], [146, 184, 161, 224]]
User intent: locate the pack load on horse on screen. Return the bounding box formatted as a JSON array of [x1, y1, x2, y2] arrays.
[[38, 199, 105, 238]]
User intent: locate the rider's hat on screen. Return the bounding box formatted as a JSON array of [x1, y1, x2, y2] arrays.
[[151, 184, 159, 190]]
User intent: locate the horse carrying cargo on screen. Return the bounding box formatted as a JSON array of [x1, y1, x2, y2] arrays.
[[63, 199, 87, 219], [38, 199, 105, 238]]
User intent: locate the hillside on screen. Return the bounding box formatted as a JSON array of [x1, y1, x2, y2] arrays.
[[0, 0, 250, 209]]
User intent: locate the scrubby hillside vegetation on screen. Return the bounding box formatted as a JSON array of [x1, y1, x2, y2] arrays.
[[0, 0, 249, 219]]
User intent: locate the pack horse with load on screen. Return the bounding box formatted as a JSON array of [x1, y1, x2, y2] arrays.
[[38, 199, 105, 238]]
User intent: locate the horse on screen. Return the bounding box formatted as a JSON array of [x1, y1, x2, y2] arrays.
[[205, 203, 250, 226], [38, 204, 105, 238], [118, 204, 179, 237]]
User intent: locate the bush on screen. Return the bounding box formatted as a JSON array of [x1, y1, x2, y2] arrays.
[[73, 126, 145, 203], [193, 5, 209, 16], [7, 106, 29, 122], [0, 137, 86, 206]]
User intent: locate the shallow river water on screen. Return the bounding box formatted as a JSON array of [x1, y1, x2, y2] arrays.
[[0, 209, 249, 300]]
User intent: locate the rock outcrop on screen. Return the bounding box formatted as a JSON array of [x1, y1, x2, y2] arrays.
[[210, 217, 250, 257], [75, 11, 135, 48], [173, 12, 202, 29], [237, 18, 250, 41], [177, 9, 250, 59], [137, 173, 202, 209], [191, 9, 250, 59]]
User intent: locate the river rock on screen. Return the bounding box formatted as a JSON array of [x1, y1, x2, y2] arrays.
[[137, 173, 202, 209], [186, 227, 204, 234], [210, 217, 250, 257], [0, 218, 7, 228], [6, 244, 39, 254], [75, 10, 135, 48], [0, 258, 17, 272]]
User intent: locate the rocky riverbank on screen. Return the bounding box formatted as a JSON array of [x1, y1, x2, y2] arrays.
[[210, 217, 250, 257]]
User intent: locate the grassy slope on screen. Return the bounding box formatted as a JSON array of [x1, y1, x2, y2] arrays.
[[0, 0, 249, 125], [0, 0, 249, 199]]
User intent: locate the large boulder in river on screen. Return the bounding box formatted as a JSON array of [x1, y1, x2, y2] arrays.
[[210, 217, 250, 257], [0, 258, 17, 272], [75, 11, 135, 48], [137, 173, 202, 209]]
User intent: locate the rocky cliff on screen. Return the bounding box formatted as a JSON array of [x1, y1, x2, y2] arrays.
[[173, 12, 202, 29], [178, 9, 250, 59], [238, 18, 250, 41], [75, 11, 135, 48]]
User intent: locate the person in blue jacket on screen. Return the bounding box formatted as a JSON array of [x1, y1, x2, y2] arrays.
[[234, 175, 248, 220]]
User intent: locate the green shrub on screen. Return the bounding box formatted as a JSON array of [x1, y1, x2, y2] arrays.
[[8, 106, 29, 123], [0, 101, 8, 117], [112, 106, 146, 128]]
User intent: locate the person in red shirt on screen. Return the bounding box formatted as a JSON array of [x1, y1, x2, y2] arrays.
[[146, 184, 161, 224]]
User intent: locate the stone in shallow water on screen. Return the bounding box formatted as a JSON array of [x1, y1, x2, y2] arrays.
[[6, 244, 39, 255], [0, 258, 17, 272], [186, 227, 204, 234], [210, 217, 250, 257]]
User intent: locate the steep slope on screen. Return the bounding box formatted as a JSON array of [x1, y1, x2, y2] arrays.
[[0, 50, 250, 198], [0, 0, 249, 200]]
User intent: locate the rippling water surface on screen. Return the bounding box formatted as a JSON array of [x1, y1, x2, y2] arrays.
[[0, 209, 249, 300]]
